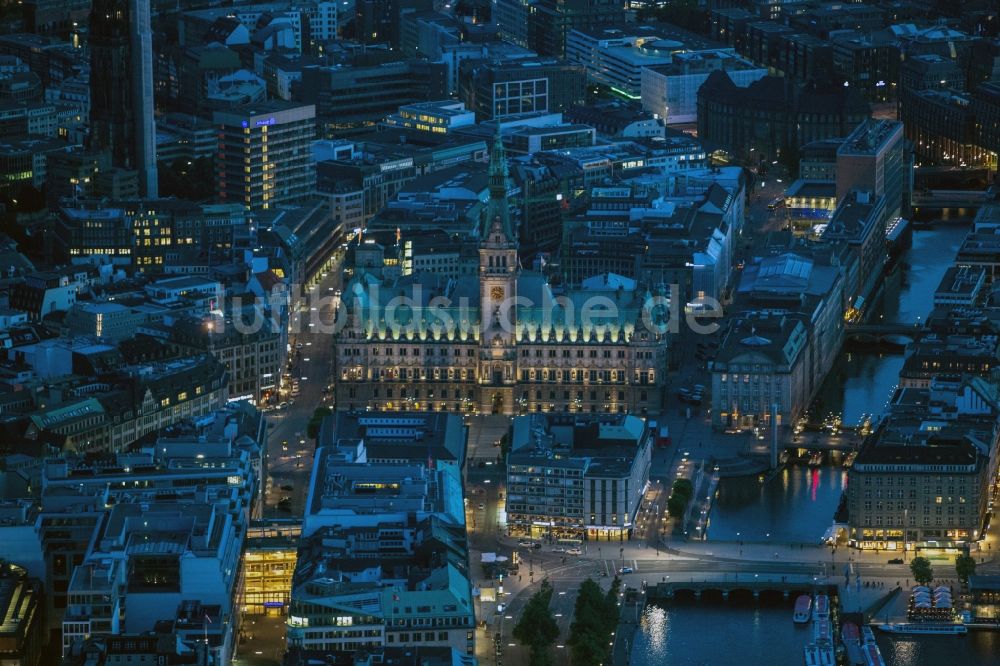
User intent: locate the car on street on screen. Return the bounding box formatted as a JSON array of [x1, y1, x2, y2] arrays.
[[888, 558, 904, 564], [280, 484, 293, 491], [552, 547, 566, 553], [496, 603, 505, 614], [619, 566, 633, 574], [518, 540, 541, 549], [566, 548, 583, 556], [477, 503, 485, 510]]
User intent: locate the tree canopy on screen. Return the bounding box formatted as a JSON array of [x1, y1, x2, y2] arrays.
[[955, 554, 976, 585], [512, 580, 560, 666], [909, 556, 934, 585], [306, 406, 332, 440], [568, 577, 621, 666]]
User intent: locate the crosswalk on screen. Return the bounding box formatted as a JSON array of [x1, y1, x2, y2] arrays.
[[600, 558, 639, 576]]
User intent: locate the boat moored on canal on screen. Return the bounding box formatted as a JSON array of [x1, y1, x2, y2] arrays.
[[813, 594, 830, 620], [877, 623, 967, 635], [794, 595, 812, 623]]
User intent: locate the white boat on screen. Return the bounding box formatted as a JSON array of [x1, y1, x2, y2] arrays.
[[878, 623, 968, 635], [804, 643, 821, 666], [819, 645, 835, 666], [794, 594, 812, 623], [813, 594, 830, 620]]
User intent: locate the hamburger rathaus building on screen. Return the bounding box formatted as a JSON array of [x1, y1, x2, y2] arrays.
[[333, 135, 667, 416]]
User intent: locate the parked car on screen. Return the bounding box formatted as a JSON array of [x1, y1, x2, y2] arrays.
[[888, 558, 904, 564]]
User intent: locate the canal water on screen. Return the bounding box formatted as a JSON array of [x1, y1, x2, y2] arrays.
[[706, 465, 846, 543], [630, 599, 1000, 665], [815, 224, 969, 427], [702, 225, 971, 545], [632, 226, 986, 663]]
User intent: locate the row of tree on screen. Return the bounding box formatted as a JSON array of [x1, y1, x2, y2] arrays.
[[511, 577, 623, 666], [511, 580, 560, 665], [908, 554, 976, 585], [568, 577, 622, 666], [667, 478, 694, 519]]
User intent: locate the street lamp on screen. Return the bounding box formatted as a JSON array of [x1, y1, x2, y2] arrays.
[[903, 508, 908, 562]]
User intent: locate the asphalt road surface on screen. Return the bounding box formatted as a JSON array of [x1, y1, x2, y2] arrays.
[[264, 259, 343, 518]]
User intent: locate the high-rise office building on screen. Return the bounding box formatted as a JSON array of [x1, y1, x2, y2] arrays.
[[88, 0, 158, 197], [214, 102, 316, 210], [527, 0, 621, 58], [836, 119, 906, 222]]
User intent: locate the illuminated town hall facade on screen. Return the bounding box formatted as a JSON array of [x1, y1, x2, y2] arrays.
[[334, 136, 668, 416]]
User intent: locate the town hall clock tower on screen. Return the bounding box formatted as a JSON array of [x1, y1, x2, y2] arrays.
[[479, 131, 519, 413]]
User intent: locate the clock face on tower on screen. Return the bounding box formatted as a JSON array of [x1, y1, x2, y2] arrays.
[[491, 286, 504, 301]]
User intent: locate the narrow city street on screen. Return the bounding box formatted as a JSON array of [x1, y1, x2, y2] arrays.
[[264, 260, 344, 518], [235, 254, 344, 666]]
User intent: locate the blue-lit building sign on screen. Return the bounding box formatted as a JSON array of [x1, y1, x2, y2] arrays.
[[241, 117, 277, 128]]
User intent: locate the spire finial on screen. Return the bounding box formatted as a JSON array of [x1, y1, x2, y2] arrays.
[[482, 125, 515, 242], [489, 127, 509, 195]]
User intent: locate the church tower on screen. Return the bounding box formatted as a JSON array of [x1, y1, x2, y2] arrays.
[[479, 131, 519, 413]]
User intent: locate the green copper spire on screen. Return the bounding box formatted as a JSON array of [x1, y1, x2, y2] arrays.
[[483, 128, 515, 241]]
